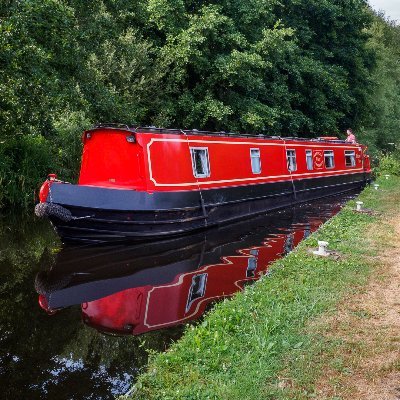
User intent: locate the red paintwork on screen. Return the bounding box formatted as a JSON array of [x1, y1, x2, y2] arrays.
[[74, 128, 371, 193], [38, 294, 57, 315], [38, 174, 57, 202], [39, 181, 51, 203], [79, 130, 146, 189], [363, 147, 371, 171], [81, 221, 323, 335]]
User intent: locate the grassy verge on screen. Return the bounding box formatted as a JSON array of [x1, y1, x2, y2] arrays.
[[126, 176, 400, 400]]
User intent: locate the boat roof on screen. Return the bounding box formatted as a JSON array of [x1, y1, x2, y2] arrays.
[[87, 123, 350, 144]]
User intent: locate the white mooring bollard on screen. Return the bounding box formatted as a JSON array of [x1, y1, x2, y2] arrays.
[[356, 201, 364, 212], [384, 174, 390, 180], [313, 240, 329, 257], [374, 184, 379, 191]]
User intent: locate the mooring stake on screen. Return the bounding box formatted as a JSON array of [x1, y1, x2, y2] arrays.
[[356, 201, 364, 212], [374, 184, 379, 191], [384, 174, 390, 180], [313, 240, 329, 257]]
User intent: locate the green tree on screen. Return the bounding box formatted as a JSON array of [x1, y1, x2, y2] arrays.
[[358, 13, 400, 156]]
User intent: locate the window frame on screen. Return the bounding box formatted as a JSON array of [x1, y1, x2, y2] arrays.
[[286, 149, 297, 172], [250, 148, 262, 174], [324, 150, 335, 169], [344, 150, 356, 167], [305, 149, 313, 171], [190, 147, 211, 178]]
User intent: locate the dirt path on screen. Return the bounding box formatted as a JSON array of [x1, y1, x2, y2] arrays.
[[315, 216, 400, 399]]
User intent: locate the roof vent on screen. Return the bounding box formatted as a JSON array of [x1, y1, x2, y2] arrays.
[[318, 136, 339, 141]]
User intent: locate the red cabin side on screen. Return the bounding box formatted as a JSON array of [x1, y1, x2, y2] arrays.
[[137, 132, 370, 192]]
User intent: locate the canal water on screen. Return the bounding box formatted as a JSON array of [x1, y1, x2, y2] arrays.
[[0, 192, 358, 399]]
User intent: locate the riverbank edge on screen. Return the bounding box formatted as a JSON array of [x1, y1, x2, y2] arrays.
[[125, 176, 400, 400]]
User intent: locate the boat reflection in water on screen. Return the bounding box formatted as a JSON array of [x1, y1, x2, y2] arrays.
[[36, 197, 347, 335]]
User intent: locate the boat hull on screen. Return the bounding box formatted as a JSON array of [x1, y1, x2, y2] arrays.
[[43, 172, 370, 243]]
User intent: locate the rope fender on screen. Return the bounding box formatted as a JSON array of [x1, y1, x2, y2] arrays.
[[35, 202, 73, 222]]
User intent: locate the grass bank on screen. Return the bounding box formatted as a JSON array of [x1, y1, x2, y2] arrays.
[[127, 176, 400, 400]]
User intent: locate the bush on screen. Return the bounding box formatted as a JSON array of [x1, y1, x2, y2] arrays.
[[376, 152, 400, 176], [0, 135, 55, 209], [52, 111, 91, 183]]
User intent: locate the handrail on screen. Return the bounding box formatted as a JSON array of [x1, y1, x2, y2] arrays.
[[93, 123, 134, 131], [87, 124, 348, 144]]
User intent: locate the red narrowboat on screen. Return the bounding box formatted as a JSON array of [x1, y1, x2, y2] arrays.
[[35, 124, 371, 242]]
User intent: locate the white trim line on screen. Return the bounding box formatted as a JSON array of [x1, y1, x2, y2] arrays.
[[147, 137, 361, 148]]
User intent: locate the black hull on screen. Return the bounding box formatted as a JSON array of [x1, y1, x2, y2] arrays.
[[46, 173, 369, 243]]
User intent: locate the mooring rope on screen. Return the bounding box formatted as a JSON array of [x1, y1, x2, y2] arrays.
[[282, 138, 298, 201], [180, 130, 208, 227]]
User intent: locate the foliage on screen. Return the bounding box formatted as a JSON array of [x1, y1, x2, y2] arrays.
[[0, 135, 55, 208], [51, 111, 91, 182], [147, 0, 374, 134], [129, 177, 400, 399], [376, 152, 400, 176], [0, 0, 162, 208], [358, 13, 400, 156]]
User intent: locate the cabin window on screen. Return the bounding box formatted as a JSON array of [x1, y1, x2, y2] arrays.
[[250, 148, 261, 174], [286, 150, 297, 172], [190, 148, 210, 178], [306, 150, 313, 170], [324, 150, 335, 169], [345, 150, 356, 167]]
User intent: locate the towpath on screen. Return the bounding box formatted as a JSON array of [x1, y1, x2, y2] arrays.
[[315, 214, 400, 399]]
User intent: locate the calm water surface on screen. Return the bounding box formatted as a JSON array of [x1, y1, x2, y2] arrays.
[[0, 193, 358, 399]]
